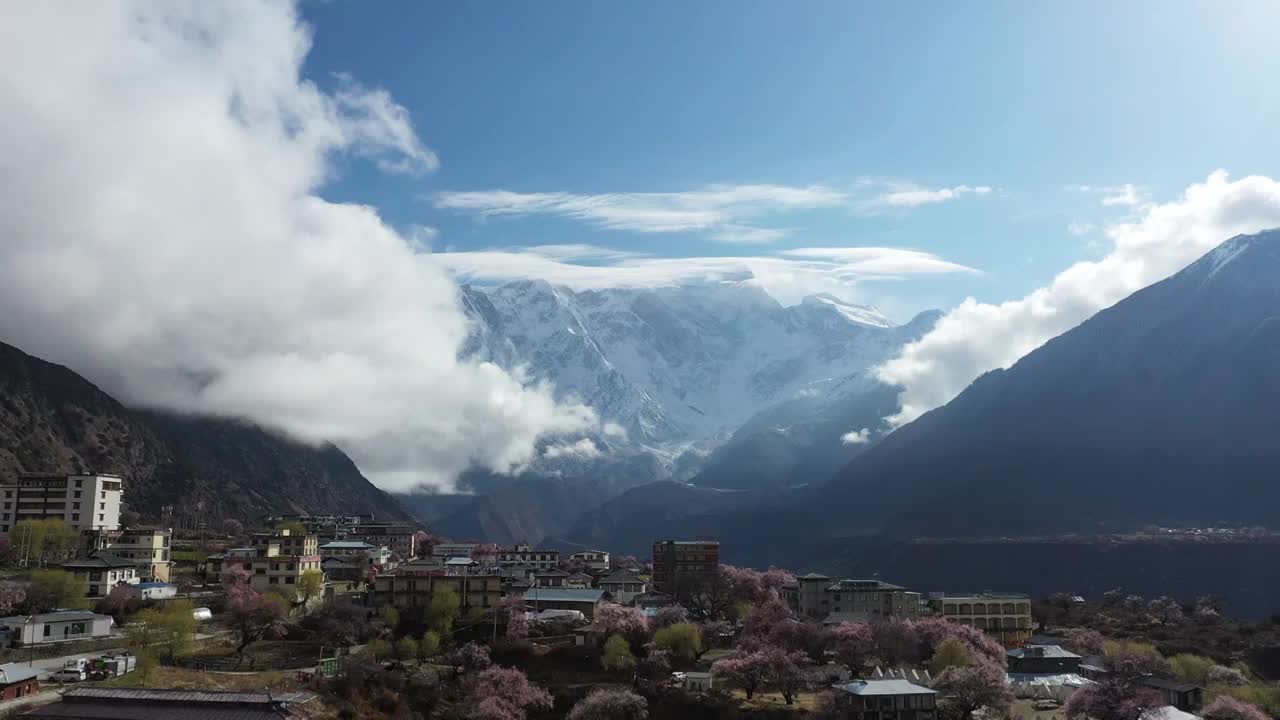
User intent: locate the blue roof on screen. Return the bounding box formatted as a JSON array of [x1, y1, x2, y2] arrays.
[[835, 679, 936, 696], [523, 588, 605, 603], [0, 662, 40, 685], [320, 541, 375, 549], [135, 582, 176, 590]]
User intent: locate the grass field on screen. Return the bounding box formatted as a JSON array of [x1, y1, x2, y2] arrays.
[[730, 688, 822, 711], [100, 666, 304, 692]]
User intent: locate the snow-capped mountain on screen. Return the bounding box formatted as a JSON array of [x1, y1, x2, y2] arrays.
[[460, 280, 937, 472]]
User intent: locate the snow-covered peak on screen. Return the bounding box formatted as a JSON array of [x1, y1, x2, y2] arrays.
[[800, 293, 895, 328]]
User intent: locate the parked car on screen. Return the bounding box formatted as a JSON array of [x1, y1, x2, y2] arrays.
[[52, 658, 90, 682]]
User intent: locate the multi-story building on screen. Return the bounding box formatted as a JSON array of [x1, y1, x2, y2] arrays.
[[496, 544, 560, 571], [786, 575, 923, 622], [0, 474, 123, 534], [598, 570, 647, 605], [86, 527, 173, 582], [431, 543, 477, 560], [343, 523, 416, 560], [831, 679, 938, 720], [204, 546, 255, 583], [931, 592, 1033, 645], [569, 549, 610, 572], [247, 529, 323, 601], [650, 540, 719, 594], [61, 554, 139, 598], [372, 570, 500, 611]]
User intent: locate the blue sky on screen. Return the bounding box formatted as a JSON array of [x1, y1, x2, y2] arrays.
[[301, 0, 1280, 320]]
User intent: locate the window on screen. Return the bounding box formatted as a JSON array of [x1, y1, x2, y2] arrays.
[[73, 502, 80, 509], [285, 576, 295, 584], [43, 625, 51, 637], [1, 514, 7, 521], [100, 502, 105, 510], [101, 491, 106, 499], [98, 514, 104, 521], [90, 571, 102, 581], [269, 577, 279, 584], [2, 503, 8, 510], [74, 491, 81, 498], [75, 480, 82, 487], [2, 491, 9, 498], [72, 513, 79, 521]]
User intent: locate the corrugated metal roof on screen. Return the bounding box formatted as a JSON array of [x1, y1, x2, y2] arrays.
[[0, 662, 41, 685], [24, 688, 316, 720], [834, 679, 936, 696], [523, 588, 605, 603]]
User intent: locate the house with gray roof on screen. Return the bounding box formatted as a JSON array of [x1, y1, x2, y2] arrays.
[[0, 611, 114, 646], [832, 678, 938, 719], [522, 587, 606, 619]]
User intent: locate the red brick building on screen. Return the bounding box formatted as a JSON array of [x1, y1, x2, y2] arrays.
[[651, 539, 720, 594], [0, 662, 40, 701]]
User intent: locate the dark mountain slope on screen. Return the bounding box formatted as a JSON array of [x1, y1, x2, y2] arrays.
[[816, 229, 1280, 540], [0, 340, 410, 522]]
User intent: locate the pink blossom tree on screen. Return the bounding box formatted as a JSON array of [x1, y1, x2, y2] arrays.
[[0, 582, 27, 615], [464, 666, 553, 720], [221, 518, 243, 538], [914, 616, 1007, 667], [721, 565, 797, 605], [828, 622, 875, 672], [650, 605, 688, 630], [1063, 628, 1106, 656], [741, 596, 794, 643], [1065, 652, 1171, 720], [503, 595, 528, 640], [933, 659, 1015, 718], [769, 619, 831, 663], [566, 687, 648, 720], [765, 647, 813, 706], [1201, 696, 1271, 720], [713, 649, 775, 700], [450, 641, 493, 672], [222, 587, 288, 654], [872, 619, 920, 666], [595, 602, 650, 646]]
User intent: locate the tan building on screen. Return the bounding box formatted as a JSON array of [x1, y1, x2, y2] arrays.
[[372, 571, 500, 611], [247, 529, 322, 601], [931, 593, 1033, 645], [786, 575, 922, 622], [343, 523, 416, 559], [88, 528, 173, 582]]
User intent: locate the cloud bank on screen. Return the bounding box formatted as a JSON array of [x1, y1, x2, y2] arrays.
[[0, 1, 597, 491], [878, 171, 1280, 427], [432, 244, 977, 307]]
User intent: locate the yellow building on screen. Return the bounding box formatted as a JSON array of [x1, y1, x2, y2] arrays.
[[931, 593, 1033, 645], [89, 527, 173, 582], [247, 529, 322, 602]]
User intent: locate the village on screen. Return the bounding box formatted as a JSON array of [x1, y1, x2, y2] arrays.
[[0, 473, 1275, 720]]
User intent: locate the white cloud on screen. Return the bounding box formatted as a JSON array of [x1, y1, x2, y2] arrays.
[[542, 438, 602, 460], [878, 171, 1280, 427], [433, 184, 845, 241], [841, 428, 871, 445], [602, 422, 629, 439], [1067, 183, 1150, 208], [877, 184, 993, 208], [432, 244, 977, 306], [1067, 220, 1096, 237], [405, 224, 440, 251], [0, 1, 597, 492]]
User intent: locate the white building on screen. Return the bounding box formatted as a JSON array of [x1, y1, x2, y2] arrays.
[[431, 543, 477, 560], [0, 474, 123, 534], [134, 582, 178, 600], [0, 611, 115, 646], [61, 554, 140, 598], [570, 549, 610, 572], [496, 544, 560, 571]]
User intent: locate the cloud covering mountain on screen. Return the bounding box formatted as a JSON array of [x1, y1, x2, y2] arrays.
[[0, 1, 597, 491]]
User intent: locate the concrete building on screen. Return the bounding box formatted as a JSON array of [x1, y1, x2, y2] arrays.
[[1007, 644, 1082, 674], [88, 527, 173, 582], [931, 593, 1033, 645], [570, 549, 610, 572], [247, 529, 323, 601], [532, 568, 569, 588], [597, 570, 647, 605], [522, 587, 605, 620], [62, 554, 139, 598], [786, 575, 922, 622], [203, 546, 255, 583], [496, 544, 560, 571], [566, 572, 594, 589], [831, 679, 938, 719], [344, 523, 416, 559], [0, 611, 114, 646], [650, 540, 719, 595], [372, 571, 500, 612], [0, 473, 123, 534], [0, 663, 39, 701], [1138, 677, 1203, 712]]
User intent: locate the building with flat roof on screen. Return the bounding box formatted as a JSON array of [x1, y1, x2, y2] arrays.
[[372, 571, 500, 612], [0, 474, 122, 534], [785, 576, 922, 622], [246, 529, 322, 602], [651, 540, 719, 595], [0, 611, 115, 647], [521, 587, 606, 619], [87, 527, 173, 582], [496, 544, 560, 571]]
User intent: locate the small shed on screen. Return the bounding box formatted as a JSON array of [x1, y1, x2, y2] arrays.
[[684, 671, 713, 691], [0, 663, 40, 701]]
